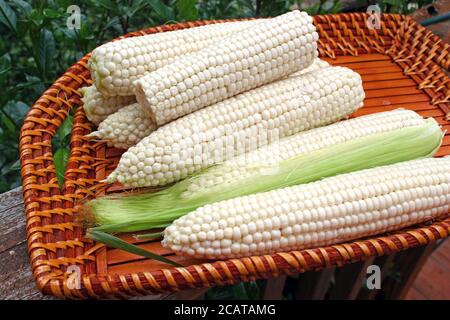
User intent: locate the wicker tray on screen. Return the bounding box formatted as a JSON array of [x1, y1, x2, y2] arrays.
[[20, 13, 450, 299]]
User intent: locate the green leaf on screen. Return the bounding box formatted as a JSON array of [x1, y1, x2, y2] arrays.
[[87, 230, 183, 267], [383, 0, 399, 6], [147, 0, 175, 20], [95, 0, 117, 11], [102, 16, 120, 31], [0, 111, 17, 132], [231, 283, 248, 299], [177, 0, 198, 21], [304, 3, 321, 15], [321, 0, 334, 12], [0, 0, 17, 32], [330, 1, 343, 14], [79, 20, 94, 41], [36, 29, 55, 80], [7, 159, 20, 172], [59, 26, 77, 40], [15, 18, 29, 37], [29, 8, 43, 26], [4, 101, 29, 126], [57, 114, 73, 142], [43, 8, 62, 19], [0, 53, 11, 86], [127, 0, 149, 18], [244, 281, 260, 299], [54, 147, 69, 187], [12, 0, 31, 15], [0, 179, 8, 193]]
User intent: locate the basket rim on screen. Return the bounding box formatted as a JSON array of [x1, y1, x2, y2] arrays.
[[19, 12, 450, 299]]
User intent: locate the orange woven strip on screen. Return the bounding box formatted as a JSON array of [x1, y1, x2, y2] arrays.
[[218, 261, 235, 284], [203, 263, 225, 286]]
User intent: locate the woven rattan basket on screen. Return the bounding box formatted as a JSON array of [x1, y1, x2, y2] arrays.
[[20, 13, 450, 299]]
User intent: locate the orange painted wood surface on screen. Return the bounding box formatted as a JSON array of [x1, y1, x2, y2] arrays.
[[405, 239, 450, 300]]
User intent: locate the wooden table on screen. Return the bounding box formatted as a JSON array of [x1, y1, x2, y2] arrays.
[[0, 187, 211, 300], [1, 187, 448, 300]]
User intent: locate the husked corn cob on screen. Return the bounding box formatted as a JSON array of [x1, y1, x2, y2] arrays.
[[89, 20, 260, 97], [80, 85, 135, 125], [85, 109, 442, 235], [86, 103, 156, 149], [107, 64, 363, 188], [162, 158, 450, 259], [89, 58, 328, 151], [183, 109, 429, 198], [135, 10, 318, 125]]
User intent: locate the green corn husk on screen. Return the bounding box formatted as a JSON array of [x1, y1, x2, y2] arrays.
[[83, 118, 443, 235], [87, 230, 182, 267]]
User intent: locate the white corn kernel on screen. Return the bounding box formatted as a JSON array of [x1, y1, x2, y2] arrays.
[[108, 62, 364, 188], [135, 11, 318, 125], [89, 20, 261, 96], [80, 85, 135, 125], [163, 158, 450, 259], [86, 103, 156, 149]]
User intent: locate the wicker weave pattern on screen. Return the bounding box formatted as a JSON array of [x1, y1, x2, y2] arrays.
[[19, 13, 450, 299]]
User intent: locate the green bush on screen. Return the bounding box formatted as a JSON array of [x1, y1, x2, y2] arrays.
[[0, 0, 432, 192]]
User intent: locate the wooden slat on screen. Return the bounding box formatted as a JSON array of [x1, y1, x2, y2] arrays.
[[107, 255, 205, 274], [329, 258, 375, 300], [163, 288, 209, 300], [261, 276, 287, 300], [352, 102, 435, 117], [436, 145, 450, 157], [363, 94, 430, 107], [364, 87, 425, 99], [108, 242, 172, 265], [405, 253, 450, 299], [417, 109, 445, 117], [405, 287, 428, 300], [323, 36, 392, 46], [442, 135, 450, 146], [363, 79, 416, 90], [361, 72, 408, 82], [434, 240, 450, 270], [324, 54, 390, 64], [0, 242, 54, 300], [383, 244, 436, 299], [294, 267, 335, 300], [0, 188, 26, 253], [353, 66, 402, 75], [435, 117, 449, 125], [95, 248, 108, 274], [339, 60, 400, 69]]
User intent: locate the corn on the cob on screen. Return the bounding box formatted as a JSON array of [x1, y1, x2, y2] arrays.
[[86, 103, 156, 149], [88, 58, 328, 150], [107, 64, 363, 188], [80, 85, 136, 125], [182, 109, 432, 198], [135, 10, 318, 125], [162, 158, 450, 259], [85, 109, 443, 234], [89, 20, 260, 97]]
